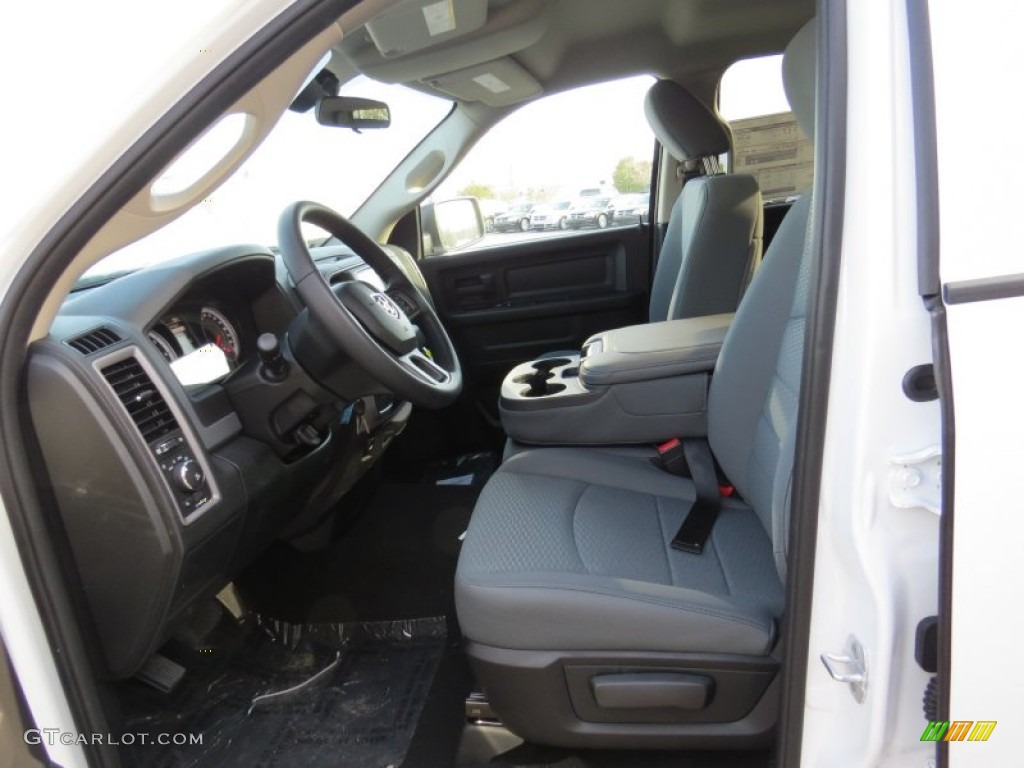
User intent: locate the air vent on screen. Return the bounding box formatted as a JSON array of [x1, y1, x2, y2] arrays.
[[67, 327, 122, 355], [100, 357, 179, 444]]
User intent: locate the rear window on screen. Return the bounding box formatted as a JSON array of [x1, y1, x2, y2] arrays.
[[719, 54, 813, 203]]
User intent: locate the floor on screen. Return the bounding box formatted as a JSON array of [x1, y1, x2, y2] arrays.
[[236, 479, 480, 768], [117, 612, 448, 768]]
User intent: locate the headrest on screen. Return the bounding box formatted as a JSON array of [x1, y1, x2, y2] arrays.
[[783, 18, 817, 141], [644, 80, 731, 161]]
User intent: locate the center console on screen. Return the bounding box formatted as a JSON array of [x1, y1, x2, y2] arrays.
[[499, 314, 733, 445]]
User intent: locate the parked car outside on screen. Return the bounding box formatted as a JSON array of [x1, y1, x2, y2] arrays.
[[529, 199, 573, 230], [566, 196, 616, 229], [478, 198, 508, 232], [613, 191, 650, 225], [492, 201, 536, 232]]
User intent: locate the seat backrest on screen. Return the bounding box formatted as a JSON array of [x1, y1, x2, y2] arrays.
[[706, 19, 817, 579], [644, 80, 763, 322]]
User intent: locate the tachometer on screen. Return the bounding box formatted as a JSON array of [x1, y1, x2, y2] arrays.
[[200, 307, 240, 364]]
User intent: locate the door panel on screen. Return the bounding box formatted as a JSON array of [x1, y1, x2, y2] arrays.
[[422, 227, 650, 387]]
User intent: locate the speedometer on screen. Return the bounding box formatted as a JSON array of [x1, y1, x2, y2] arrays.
[[200, 307, 240, 364]]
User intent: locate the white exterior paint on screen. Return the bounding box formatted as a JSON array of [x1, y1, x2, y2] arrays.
[[799, 2, 940, 766], [932, 1, 1024, 765]]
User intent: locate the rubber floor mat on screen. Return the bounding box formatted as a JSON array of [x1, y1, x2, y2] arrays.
[[120, 615, 446, 768]]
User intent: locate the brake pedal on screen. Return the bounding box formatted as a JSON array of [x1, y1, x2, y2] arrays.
[[134, 653, 186, 694]]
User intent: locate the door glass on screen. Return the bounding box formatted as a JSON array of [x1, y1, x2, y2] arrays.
[[427, 75, 656, 253]]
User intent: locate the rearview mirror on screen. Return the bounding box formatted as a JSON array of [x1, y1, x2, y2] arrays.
[[421, 197, 485, 255], [315, 97, 391, 131]]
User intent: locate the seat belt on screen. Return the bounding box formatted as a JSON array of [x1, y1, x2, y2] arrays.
[[654, 438, 725, 555]]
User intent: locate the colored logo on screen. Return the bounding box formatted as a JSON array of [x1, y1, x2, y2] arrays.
[[921, 721, 997, 742]]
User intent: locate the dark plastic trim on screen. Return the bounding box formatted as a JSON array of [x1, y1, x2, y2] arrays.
[[591, 672, 712, 711], [907, 0, 941, 298], [648, 137, 663, 279], [927, 297, 956, 768], [902, 363, 939, 402], [943, 272, 1024, 305], [776, 4, 848, 766], [466, 641, 779, 749], [905, 0, 953, 764], [0, 1, 359, 763]]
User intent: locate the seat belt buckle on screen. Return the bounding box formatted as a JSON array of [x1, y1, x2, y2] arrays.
[[655, 438, 689, 477]]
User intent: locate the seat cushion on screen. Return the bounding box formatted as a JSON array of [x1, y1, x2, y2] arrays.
[[456, 448, 784, 657]]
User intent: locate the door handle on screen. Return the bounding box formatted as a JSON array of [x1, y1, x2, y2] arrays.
[[454, 274, 495, 295]]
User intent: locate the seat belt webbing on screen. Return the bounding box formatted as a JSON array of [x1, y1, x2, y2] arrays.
[[669, 439, 721, 554]]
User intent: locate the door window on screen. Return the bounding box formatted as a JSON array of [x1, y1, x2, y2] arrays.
[[428, 75, 656, 253]]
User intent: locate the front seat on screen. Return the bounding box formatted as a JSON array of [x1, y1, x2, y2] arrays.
[[644, 80, 763, 322], [455, 19, 817, 750]]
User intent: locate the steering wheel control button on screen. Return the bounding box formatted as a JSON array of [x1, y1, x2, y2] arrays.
[[257, 333, 289, 382]]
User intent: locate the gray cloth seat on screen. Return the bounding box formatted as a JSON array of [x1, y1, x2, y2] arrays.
[[518, 90, 765, 445], [537, 81, 760, 363], [458, 191, 811, 657], [646, 80, 762, 322], [457, 447, 784, 656], [456, 23, 818, 745]]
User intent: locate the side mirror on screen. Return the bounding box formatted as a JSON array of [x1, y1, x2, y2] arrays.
[[315, 97, 391, 131], [421, 197, 485, 255]]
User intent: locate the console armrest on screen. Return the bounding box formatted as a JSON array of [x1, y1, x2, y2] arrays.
[[498, 314, 734, 446], [579, 313, 732, 387]]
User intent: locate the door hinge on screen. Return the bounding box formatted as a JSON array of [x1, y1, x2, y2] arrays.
[[821, 635, 868, 703], [889, 446, 941, 515]]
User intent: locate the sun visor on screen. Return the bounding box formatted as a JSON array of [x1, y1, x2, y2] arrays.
[[424, 57, 541, 107], [366, 0, 489, 58]]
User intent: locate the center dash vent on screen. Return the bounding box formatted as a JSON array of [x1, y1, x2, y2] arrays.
[[100, 357, 179, 444], [67, 327, 122, 355]]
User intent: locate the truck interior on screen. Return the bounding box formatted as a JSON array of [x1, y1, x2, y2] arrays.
[[1, 1, 843, 766]]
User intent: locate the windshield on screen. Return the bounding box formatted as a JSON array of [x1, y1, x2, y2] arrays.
[[84, 77, 451, 280]]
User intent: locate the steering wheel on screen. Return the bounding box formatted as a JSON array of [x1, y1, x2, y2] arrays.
[[278, 201, 462, 409]]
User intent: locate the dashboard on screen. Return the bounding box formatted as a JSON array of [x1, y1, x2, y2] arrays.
[[28, 243, 416, 680]]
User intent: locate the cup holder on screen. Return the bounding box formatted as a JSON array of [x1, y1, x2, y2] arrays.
[[512, 368, 569, 397], [532, 358, 572, 373], [508, 356, 577, 398], [520, 381, 567, 398]]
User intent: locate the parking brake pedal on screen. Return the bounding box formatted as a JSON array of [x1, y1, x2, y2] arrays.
[[134, 653, 186, 694]]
